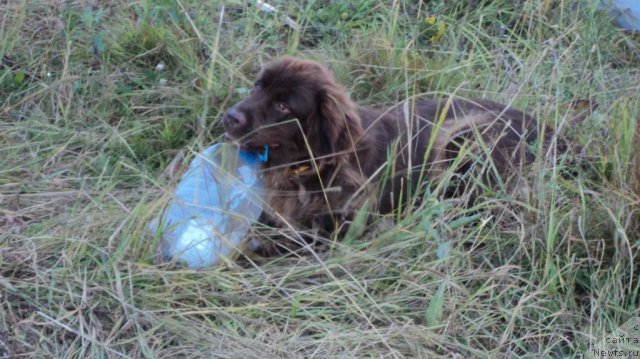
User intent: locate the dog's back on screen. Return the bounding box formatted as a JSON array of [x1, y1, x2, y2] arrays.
[[356, 97, 538, 212]]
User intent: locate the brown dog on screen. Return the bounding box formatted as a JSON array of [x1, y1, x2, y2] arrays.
[[223, 57, 538, 234]]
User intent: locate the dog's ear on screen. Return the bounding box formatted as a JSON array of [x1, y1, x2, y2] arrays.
[[308, 79, 364, 159]]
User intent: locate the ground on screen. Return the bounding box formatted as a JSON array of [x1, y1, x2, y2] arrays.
[[1, 1, 639, 357]]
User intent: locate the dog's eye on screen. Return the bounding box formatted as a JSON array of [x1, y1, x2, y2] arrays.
[[276, 102, 290, 113]]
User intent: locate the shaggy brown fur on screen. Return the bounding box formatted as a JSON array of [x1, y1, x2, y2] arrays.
[[223, 57, 538, 235]]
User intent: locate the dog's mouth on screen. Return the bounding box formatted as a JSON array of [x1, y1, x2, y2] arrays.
[[224, 132, 281, 152]]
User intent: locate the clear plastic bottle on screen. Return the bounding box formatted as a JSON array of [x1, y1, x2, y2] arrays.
[[150, 144, 264, 268]]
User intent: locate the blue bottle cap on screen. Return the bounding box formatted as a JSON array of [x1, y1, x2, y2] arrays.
[[239, 145, 269, 164]]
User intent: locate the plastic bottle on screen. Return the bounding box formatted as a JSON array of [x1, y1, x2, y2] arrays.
[[150, 144, 265, 269]]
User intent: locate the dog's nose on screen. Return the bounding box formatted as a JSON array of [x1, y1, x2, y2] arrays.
[[223, 107, 247, 130]]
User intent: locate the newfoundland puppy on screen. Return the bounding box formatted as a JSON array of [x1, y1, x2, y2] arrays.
[[223, 57, 538, 235]]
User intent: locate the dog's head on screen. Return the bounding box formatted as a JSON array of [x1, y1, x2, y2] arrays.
[[223, 57, 364, 165]]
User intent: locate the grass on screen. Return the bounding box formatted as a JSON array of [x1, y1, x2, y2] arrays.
[[1, 0, 639, 357]]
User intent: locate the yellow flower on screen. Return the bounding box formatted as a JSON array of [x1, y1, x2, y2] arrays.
[[431, 20, 446, 44], [426, 15, 437, 25]]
